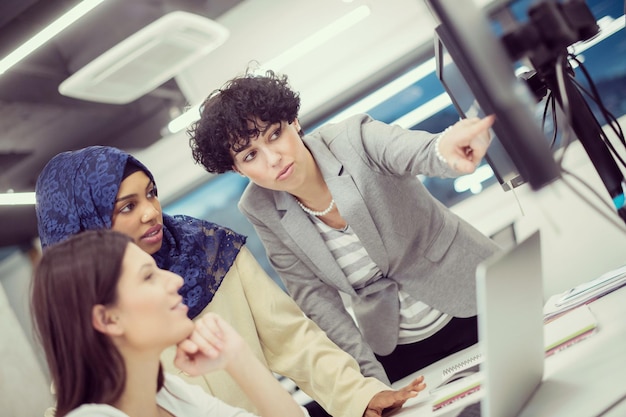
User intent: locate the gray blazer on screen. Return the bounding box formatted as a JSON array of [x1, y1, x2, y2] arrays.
[[239, 114, 500, 383]]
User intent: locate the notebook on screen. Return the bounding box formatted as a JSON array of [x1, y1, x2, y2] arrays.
[[474, 229, 545, 417], [439, 352, 482, 386]]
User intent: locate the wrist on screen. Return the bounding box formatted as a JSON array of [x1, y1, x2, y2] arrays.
[[224, 342, 253, 375], [434, 127, 451, 165]]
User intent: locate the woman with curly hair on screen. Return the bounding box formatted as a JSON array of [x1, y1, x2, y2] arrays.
[[189, 69, 500, 386]]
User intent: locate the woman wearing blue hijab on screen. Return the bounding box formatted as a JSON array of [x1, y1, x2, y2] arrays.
[[36, 145, 243, 319], [35, 145, 425, 417]]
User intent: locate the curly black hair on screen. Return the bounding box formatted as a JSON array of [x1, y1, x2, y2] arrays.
[[188, 70, 301, 174]]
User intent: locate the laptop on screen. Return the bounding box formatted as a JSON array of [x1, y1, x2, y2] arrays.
[[460, 230, 545, 417]]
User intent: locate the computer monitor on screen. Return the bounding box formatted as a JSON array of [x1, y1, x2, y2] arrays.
[[434, 23, 525, 192], [425, 0, 561, 191]]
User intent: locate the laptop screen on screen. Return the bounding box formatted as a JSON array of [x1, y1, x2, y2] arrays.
[[475, 230, 544, 417]]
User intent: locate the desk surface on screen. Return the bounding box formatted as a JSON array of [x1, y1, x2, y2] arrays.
[[390, 285, 626, 417]]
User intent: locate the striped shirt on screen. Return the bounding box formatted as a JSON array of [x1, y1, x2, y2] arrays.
[[310, 216, 450, 345]]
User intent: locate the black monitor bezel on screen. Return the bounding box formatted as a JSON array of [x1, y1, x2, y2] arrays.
[[434, 23, 526, 191], [426, 0, 560, 190]]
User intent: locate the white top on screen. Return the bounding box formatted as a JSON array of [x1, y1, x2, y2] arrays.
[[65, 373, 258, 417]]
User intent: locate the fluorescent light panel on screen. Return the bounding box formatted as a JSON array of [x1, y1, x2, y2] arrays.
[[168, 103, 201, 133], [0, 192, 36, 205], [0, 0, 107, 75], [391, 92, 452, 129], [323, 57, 437, 125], [260, 5, 371, 71], [168, 5, 372, 134]]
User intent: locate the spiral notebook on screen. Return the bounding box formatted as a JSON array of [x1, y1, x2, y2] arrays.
[[439, 352, 483, 386]]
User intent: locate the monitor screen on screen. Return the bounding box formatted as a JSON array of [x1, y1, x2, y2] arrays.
[[434, 24, 525, 192], [425, 0, 560, 191]]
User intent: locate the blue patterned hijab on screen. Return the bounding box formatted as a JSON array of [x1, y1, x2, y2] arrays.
[[36, 146, 246, 318]]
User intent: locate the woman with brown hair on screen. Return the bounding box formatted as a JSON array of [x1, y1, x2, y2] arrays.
[[31, 229, 306, 417]]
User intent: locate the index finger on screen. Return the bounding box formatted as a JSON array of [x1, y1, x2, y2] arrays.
[[467, 116, 495, 155], [401, 375, 427, 393], [468, 114, 495, 135]]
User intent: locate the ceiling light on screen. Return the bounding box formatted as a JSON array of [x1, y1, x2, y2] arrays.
[[58, 11, 229, 104], [0, 0, 106, 75], [259, 5, 371, 72], [167, 5, 371, 134], [324, 57, 438, 124], [391, 93, 453, 128], [168, 103, 201, 133], [0, 192, 36, 206]]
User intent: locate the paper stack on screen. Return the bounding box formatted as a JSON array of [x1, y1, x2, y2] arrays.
[[544, 264, 626, 320]]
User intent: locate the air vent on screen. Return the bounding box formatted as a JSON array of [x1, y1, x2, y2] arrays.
[[58, 11, 229, 104]]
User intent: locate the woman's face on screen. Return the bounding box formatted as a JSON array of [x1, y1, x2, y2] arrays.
[[112, 242, 192, 351], [231, 119, 314, 194], [111, 171, 164, 255]]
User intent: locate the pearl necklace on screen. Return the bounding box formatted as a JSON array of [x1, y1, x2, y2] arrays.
[[297, 198, 335, 217]]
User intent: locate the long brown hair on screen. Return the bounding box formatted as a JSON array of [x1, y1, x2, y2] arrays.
[[31, 229, 164, 416]]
